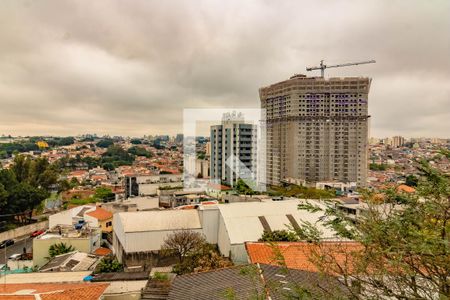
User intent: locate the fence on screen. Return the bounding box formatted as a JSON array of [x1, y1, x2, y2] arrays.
[[0, 221, 49, 241]]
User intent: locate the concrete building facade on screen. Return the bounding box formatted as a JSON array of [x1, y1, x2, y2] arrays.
[[260, 74, 371, 187], [210, 112, 257, 187]]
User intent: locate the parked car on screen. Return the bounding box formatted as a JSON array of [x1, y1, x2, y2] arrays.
[[8, 253, 22, 261], [0, 239, 14, 249], [30, 230, 45, 238]]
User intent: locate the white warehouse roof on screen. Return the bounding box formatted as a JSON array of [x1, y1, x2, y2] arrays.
[[217, 199, 335, 244], [116, 210, 202, 233]]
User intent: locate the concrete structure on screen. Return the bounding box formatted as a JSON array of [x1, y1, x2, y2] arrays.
[[196, 158, 210, 178], [48, 205, 96, 229], [210, 112, 257, 187], [101, 196, 159, 213], [112, 210, 203, 267], [39, 251, 99, 272], [32, 226, 101, 268], [125, 174, 183, 197], [113, 199, 334, 266], [85, 207, 113, 233], [260, 74, 371, 187], [215, 200, 335, 262], [392, 136, 406, 148]]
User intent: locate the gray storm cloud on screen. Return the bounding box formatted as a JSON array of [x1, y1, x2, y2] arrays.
[[0, 0, 449, 137]]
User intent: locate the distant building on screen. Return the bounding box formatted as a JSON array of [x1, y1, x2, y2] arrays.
[[175, 133, 183, 144], [392, 136, 405, 148], [196, 158, 210, 178], [260, 74, 371, 187], [33, 225, 101, 268], [125, 174, 183, 197], [210, 112, 257, 187], [112, 199, 334, 267]]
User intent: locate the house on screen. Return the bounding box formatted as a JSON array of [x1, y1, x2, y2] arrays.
[[32, 225, 101, 268], [49, 204, 96, 227], [113, 199, 334, 266], [67, 170, 89, 182], [215, 200, 335, 262], [113, 209, 203, 267], [0, 283, 109, 300], [167, 265, 264, 300], [205, 183, 233, 198], [100, 196, 159, 213], [167, 264, 346, 300], [245, 241, 362, 272], [85, 207, 113, 233], [39, 251, 99, 272]]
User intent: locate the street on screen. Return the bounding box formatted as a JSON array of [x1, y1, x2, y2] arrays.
[[0, 237, 33, 264]]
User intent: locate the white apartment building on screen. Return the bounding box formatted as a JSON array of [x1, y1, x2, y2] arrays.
[[210, 112, 257, 187]]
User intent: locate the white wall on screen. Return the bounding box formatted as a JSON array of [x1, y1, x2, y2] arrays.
[[0, 221, 48, 241], [199, 208, 219, 244], [217, 213, 231, 258], [123, 229, 203, 253], [48, 209, 74, 228], [230, 244, 249, 264], [84, 214, 99, 228]]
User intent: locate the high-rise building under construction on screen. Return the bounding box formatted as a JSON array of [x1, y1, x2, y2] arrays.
[[260, 74, 371, 187]]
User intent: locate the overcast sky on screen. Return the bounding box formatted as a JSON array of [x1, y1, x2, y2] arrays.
[[0, 0, 449, 138]]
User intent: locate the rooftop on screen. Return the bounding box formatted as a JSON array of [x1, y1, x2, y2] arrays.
[[0, 283, 109, 300], [167, 266, 264, 300], [217, 200, 336, 244], [116, 209, 201, 233], [246, 241, 362, 272], [85, 207, 113, 221]]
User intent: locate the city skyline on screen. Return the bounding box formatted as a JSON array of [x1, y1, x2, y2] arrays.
[[0, 0, 449, 137]]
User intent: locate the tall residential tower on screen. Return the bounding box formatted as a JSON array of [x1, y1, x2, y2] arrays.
[[210, 112, 257, 187], [260, 74, 371, 187]]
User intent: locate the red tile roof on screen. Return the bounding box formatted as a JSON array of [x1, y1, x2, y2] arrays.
[[397, 184, 416, 193], [86, 207, 113, 221], [207, 183, 232, 191], [246, 241, 362, 273], [0, 283, 109, 300], [93, 247, 112, 256]]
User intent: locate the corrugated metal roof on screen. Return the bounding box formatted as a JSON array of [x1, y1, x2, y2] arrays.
[[217, 200, 335, 244], [117, 210, 202, 233]]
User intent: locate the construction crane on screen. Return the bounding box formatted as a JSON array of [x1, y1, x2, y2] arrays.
[[306, 59, 376, 77]]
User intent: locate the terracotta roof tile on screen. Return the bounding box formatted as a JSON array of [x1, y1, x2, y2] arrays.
[[86, 207, 113, 221], [93, 247, 112, 256], [0, 283, 109, 300], [397, 184, 416, 193], [246, 241, 362, 273]]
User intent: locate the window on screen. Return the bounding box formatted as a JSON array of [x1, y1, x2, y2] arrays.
[[106, 221, 112, 227]]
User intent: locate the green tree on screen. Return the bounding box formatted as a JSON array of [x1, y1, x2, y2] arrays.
[[0, 183, 8, 211], [130, 138, 142, 145], [48, 242, 75, 258], [95, 256, 123, 273], [369, 163, 388, 171], [297, 162, 450, 299], [405, 174, 419, 187], [259, 230, 299, 242], [96, 139, 114, 148], [94, 187, 114, 202]]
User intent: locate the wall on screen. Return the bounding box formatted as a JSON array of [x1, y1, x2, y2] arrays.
[[7, 259, 33, 271], [217, 213, 231, 258], [32, 234, 100, 268], [124, 229, 203, 253], [198, 208, 219, 244], [0, 221, 48, 241]]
